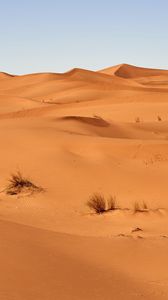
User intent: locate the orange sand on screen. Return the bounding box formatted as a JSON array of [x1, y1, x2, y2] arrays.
[[0, 64, 168, 299]]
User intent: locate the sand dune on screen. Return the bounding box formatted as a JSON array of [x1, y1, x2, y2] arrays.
[[0, 64, 168, 299], [55, 116, 168, 140], [1, 66, 168, 108], [0, 72, 15, 80], [100, 64, 168, 89], [0, 67, 156, 105], [100, 63, 168, 78]]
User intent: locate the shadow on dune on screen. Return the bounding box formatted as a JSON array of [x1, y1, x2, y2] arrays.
[[56, 116, 168, 141], [61, 116, 110, 127]]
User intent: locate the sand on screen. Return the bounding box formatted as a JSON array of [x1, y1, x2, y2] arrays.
[[0, 63, 168, 299]]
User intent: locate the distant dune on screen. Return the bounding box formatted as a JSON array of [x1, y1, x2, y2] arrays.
[[0, 64, 168, 299], [1, 65, 168, 108], [100, 63, 168, 78], [0, 71, 15, 80]]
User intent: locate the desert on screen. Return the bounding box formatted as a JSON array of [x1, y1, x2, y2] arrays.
[[0, 63, 168, 299]]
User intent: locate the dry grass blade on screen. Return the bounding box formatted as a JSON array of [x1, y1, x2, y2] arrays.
[[142, 201, 148, 210], [107, 196, 116, 211], [133, 201, 141, 213], [87, 193, 106, 214], [133, 201, 148, 213]]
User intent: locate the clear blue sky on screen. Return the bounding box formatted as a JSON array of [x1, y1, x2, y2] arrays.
[[0, 0, 168, 74]]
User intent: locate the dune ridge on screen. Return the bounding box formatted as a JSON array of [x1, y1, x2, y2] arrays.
[[100, 63, 168, 78], [1, 65, 168, 107]]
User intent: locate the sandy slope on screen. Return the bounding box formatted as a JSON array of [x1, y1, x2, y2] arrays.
[[1, 220, 168, 300], [0, 64, 168, 299]]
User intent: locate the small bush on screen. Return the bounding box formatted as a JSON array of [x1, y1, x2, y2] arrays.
[[87, 193, 106, 214], [107, 196, 116, 211], [6, 171, 42, 195]]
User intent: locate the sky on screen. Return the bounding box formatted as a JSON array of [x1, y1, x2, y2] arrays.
[[0, 0, 168, 74]]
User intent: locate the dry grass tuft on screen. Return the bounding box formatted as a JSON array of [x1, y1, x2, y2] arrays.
[[87, 194, 118, 214], [87, 193, 106, 214], [107, 196, 116, 211], [6, 171, 42, 195], [133, 202, 141, 213], [142, 201, 148, 210], [133, 201, 148, 213]]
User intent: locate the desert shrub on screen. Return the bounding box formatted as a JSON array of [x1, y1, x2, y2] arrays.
[[87, 193, 106, 214], [6, 171, 42, 195]]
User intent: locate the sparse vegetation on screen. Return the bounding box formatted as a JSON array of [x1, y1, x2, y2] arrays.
[[133, 201, 148, 213], [86, 193, 159, 216], [87, 193, 118, 214], [6, 171, 42, 195], [87, 193, 106, 214], [87, 194, 154, 216], [133, 201, 140, 212], [107, 196, 116, 211]]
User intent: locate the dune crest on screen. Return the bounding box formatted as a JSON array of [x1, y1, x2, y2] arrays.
[[0, 71, 15, 80], [100, 63, 168, 78]]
